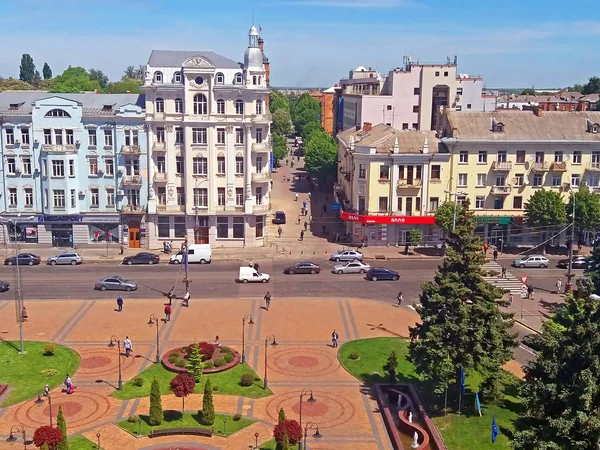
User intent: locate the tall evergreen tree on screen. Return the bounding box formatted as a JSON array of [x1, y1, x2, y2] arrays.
[[200, 378, 215, 425], [409, 200, 516, 398], [56, 406, 69, 450], [32, 70, 42, 87], [186, 344, 204, 382], [278, 407, 286, 423], [19, 54, 36, 83], [149, 377, 163, 426], [42, 62, 52, 79], [585, 239, 600, 294]]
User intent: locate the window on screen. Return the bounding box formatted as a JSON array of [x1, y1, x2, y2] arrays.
[[386, 105, 392, 111], [513, 196, 523, 209], [6, 157, 16, 175], [55, 129, 63, 145], [176, 156, 184, 175], [234, 73, 243, 84], [412, 123, 419, 130], [175, 127, 184, 144], [477, 173, 486, 187], [217, 216, 228, 238], [22, 157, 31, 175], [24, 188, 33, 207], [192, 128, 207, 144], [158, 217, 170, 238], [193, 94, 208, 115], [90, 188, 99, 207], [573, 151, 582, 164], [256, 100, 263, 115], [478, 151, 487, 164], [156, 127, 165, 143], [157, 156, 166, 173], [378, 196, 388, 212], [193, 157, 207, 175], [173, 217, 186, 237], [252, 75, 257, 85], [232, 217, 244, 238], [429, 197, 439, 211], [497, 151, 507, 162], [379, 165, 390, 180], [236, 156, 244, 174], [413, 87, 420, 95], [175, 98, 183, 113], [52, 160, 64, 177], [217, 128, 226, 144], [457, 173, 467, 187], [21, 128, 30, 145], [431, 165, 441, 180], [157, 187, 166, 205], [514, 174, 524, 186], [571, 174, 581, 187], [42, 159, 48, 176], [216, 73, 224, 84], [494, 123, 504, 133], [456, 87, 463, 95], [589, 174, 600, 187], [89, 158, 98, 176], [256, 186, 263, 205], [475, 196, 485, 209], [176, 187, 185, 205], [516, 151, 525, 164], [533, 174, 543, 187], [104, 130, 113, 147], [236, 188, 244, 206], [459, 151, 468, 163], [45, 109, 71, 117], [552, 175, 562, 186], [359, 164, 366, 179], [494, 197, 504, 209], [44, 129, 52, 145], [154, 71, 163, 83], [217, 188, 226, 206], [236, 128, 244, 144], [235, 100, 244, 115], [217, 156, 226, 174], [44, 189, 48, 208], [495, 176, 506, 186], [53, 190, 65, 208], [256, 128, 263, 142], [8, 188, 17, 207], [125, 158, 139, 176], [6, 128, 14, 145], [194, 188, 208, 207], [397, 197, 402, 212], [65, 130, 73, 145], [554, 151, 563, 162], [435, 71, 440, 76], [467, 104, 472, 109], [106, 189, 115, 207], [456, 106, 462, 111], [217, 99, 225, 114], [70, 189, 75, 208], [155, 98, 164, 113], [444, 71, 448, 76], [256, 216, 264, 238], [174, 72, 181, 83], [402, 123, 409, 130], [124, 129, 139, 145]]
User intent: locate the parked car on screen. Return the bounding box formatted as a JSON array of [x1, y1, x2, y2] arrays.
[[512, 255, 549, 268], [94, 276, 138, 291], [122, 252, 160, 265], [329, 250, 363, 262], [332, 261, 371, 274], [47, 251, 83, 266], [556, 255, 590, 269], [4, 253, 41, 266], [366, 267, 400, 281], [272, 211, 286, 225], [0, 280, 9, 292], [283, 261, 321, 275]]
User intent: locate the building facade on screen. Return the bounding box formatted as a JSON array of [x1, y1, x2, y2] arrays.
[[307, 87, 336, 135], [144, 25, 272, 248], [0, 92, 147, 247]]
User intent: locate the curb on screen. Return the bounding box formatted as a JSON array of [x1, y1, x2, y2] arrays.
[[514, 318, 541, 335]]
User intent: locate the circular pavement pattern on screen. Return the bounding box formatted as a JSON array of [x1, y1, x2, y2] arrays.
[[76, 348, 137, 378], [15, 389, 112, 429], [266, 390, 356, 429], [267, 348, 339, 378]]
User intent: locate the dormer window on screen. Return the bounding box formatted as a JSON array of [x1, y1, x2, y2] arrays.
[[102, 105, 112, 112], [593, 125, 599, 134], [216, 73, 224, 84], [154, 71, 163, 83], [174, 72, 181, 83], [493, 122, 504, 133], [234, 73, 243, 85], [45, 109, 71, 118], [9, 103, 19, 110]]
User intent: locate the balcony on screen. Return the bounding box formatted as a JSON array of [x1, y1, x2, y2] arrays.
[[251, 113, 273, 124], [491, 161, 512, 171], [491, 185, 511, 195], [251, 171, 271, 182], [586, 162, 600, 172], [253, 203, 271, 213], [532, 162, 549, 172], [252, 142, 271, 152], [41, 144, 77, 153], [550, 161, 567, 172], [153, 142, 166, 151], [122, 204, 145, 214], [122, 175, 143, 186], [153, 172, 167, 182], [121, 144, 142, 155], [397, 179, 422, 189]]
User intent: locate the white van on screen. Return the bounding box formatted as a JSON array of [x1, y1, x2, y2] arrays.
[[238, 266, 270, 283], [169, 244, 212, 264]]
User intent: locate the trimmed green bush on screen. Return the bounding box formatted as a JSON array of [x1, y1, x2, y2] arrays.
[[40, 369, 58, 377], [44, 344, 55, 355], [240, 373, 254, 387], [149, 378, 163, 426], [168, 354, 179, 364], [127, 415, 139, 423], [133, 377, 144, 387], [223, 353, 234, 363], [200, 378, 215, 425], [349, 352, 360, 360], [213, 385, 219, 391], [204, 360, 214, 369], [175, 359, 187, 368], [214, 358, 226, 367], [233, 413, 242, 421]]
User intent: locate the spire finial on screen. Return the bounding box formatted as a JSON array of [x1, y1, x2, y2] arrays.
[[253, 8, 255, 25]]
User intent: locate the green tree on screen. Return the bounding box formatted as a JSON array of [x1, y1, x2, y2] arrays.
[[521, 88, 536, 95], [384, 350, 398, 372], [583, 76, 600, 95], [41, 444, 50, 450], [301, 120, 322, 142], [291, 93, 320, 136], [0, 78, 34, 91], [105, 79, 143, 94], [405, 229, 423, 254], [56, 406, 68, 450], [434, 200, 463, 235], [200, 378, 215, 425], [567, 185, 600, 243], [586, 240, 600, 295], [524, 189, 566, 249], [88, 69, 109, 89], [271, 108, 294, 136], [122, 64, 146, 81], [272, 134, 288, 162], [38, 79, 54, 90], [51, 66, 101, 93], [304, 130, 337, 178], [19, 54, 36, 83], [42, 62, 52, 79], [282, 432, 291, 450], [186, 344, 205, 382], [278, 407, 286, 423], [409, 200, 517, 396], [269, 90, 290, 113], [149, 377, 163, 426], [32, 70, 42, 87]]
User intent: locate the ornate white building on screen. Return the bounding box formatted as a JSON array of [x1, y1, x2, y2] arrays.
[[144, 25, 272, 248]]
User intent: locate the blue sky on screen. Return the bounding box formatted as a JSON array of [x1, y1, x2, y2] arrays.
[[0, 0, 598, 88]]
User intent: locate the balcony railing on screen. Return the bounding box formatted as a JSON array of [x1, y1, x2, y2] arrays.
[[397, 179, 422, 189], [490, 185, 511, 195], [491, 161, 512, 171], [251, 171, 271, 182], [251, 113, 273, 123], [532, 161, 549, 172], [122, 204, 144, 214], [586, 161, 600, 172], [122, 175, 143, 186], [41, 144, 77, 153], [153, 142, 166, 151], [550, 161, 567, 172], [153, 172, 167, 182], [121, 144, 142, 155], [252, 142, 271, 152], [253, 203, 271, 213]]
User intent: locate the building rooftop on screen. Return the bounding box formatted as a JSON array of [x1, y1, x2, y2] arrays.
[[147, 50, 241, 69], [339, 123, 442, 154]]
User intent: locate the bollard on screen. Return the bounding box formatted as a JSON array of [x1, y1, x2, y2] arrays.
[[301, 250, 304, 255], [313, 251, 316, 255]]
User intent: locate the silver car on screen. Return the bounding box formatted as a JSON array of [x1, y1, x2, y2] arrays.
[[47, 251, 83, 266], [512, 255, 549, 268], [332, 261, 371, 274], [95, 276, 138, 291], [329, 250, 364, 262]]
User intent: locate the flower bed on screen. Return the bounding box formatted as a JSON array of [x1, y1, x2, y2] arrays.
[[162, 343, 240, 374]]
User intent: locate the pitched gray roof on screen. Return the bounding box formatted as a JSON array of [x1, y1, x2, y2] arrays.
[[148, 50, 241, 69], [339, 123, 442, 154]]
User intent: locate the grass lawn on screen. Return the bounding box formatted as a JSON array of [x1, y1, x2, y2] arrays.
[[117, 411, 253, 437], [111, 362, 271, 400], [259, 438, 281, 449], [338, 337, 521, 450], [0, 340, 81, 406], [68, 435, 97, 450]]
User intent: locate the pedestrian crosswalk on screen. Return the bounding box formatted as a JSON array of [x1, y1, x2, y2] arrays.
[[482, 261, 523, 294]]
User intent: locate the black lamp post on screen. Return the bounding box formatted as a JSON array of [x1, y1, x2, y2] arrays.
[[48, 394, 53, 426], [299, 388, 316, 430], [241, 314, 254, 364], [108, 335, 123, 390], [263, 334, 277, 390], [254, 432, 259, 449], [148, 314, 160, 363], [7, 425, 27, 449], [303, 422, 322, 450], [96, 432, 101, 449]]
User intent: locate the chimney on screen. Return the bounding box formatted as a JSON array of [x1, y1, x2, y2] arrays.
[[534, 106, 542, 117], [258, 37, 264, 53], [363, 122, 372, 132]]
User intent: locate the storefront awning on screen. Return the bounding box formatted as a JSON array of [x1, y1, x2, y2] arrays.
[[340, 211, 435, 225]]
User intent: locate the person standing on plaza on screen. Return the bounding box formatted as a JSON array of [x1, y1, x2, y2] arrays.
[[116, 296, 123, 312], [164, 303, 172, 322], [556, 279, 562, 294], [123, 336, 132, 357], [278, 226, 282, 238], [295, 193, 299, 201], [183, 291, 190, 307], [493, 248, 498, 261], [300, 230, 304, 241], [167, 287, 175, 306], [304, 221, 308, 232], [331, 329, 339, 348], [264, 291, 271, 311], [395, 291, 403, 307]]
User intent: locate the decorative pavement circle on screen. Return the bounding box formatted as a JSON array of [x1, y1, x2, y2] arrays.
[[76, 348, 138, 378], [267, 347, 340, 377], [266, 391, 357, 429], [14, 389, 112, 429]]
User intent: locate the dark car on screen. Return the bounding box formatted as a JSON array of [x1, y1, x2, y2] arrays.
[[557, 255, 590, 269], [122, 252, 160, 265], [283, 261, 321, 274], [95, 276, 138, 291], [272, 211, 286, 225], [366, 267, 400, 281], [4, 253, 41, 266], [0, 280, 9, 292]]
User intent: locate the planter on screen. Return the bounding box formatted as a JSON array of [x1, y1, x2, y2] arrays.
[[162, 344, 240, 374]]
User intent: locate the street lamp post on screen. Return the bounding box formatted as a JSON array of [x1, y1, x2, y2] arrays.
[[566, 190, 576, 293], [254, 432, 259, 449], [108, 335, 123, 390], [241, 314, 254, 364], [148, 314, 160, 363], [298, 388, 316, 430], [48, 394, 53, 426], [444, 190, 467, 231], [303, 422, 322, 450], [263, 334, 277, 390], [96, 432, 101, 449], [7, 425, 27, 449]]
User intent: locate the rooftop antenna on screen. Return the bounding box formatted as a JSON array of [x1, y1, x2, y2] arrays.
[[252, 8, 255, 25]]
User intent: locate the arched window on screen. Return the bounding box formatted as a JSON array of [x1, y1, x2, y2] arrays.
[[253, 75, 257, 85], [155, 98, 164, 113], [45, 109, 71, 118], [234, 73, 243, 85], [256, 100, 263, 115], [175, 98, 183, 114], [174, 72, 181, 83], [154, 71, 163, 83], [194, 94, 208, 115], [235, 100, 244, 115], [217, 99, 225, 114], [258, 76, 262, 85], [216, 73, 224, 84], [494, 123, 504, 133]]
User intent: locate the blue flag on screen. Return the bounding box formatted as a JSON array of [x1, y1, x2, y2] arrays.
[[460, 367, 466, 393], [475, 392, 482, 417], [183, 251, 188, 269], [492, 416, 499, 443]]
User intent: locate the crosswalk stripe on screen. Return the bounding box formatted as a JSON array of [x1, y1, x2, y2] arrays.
[[482, 261, 523, 294]]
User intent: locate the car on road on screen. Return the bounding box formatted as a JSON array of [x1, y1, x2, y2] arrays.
[[332, 261, 371, 274], [329, 250, 363, 262], [94, 276, 138, 291], [556, 255, 590, 269], [272, 211, 286, 225], [47, 251, 83, 266], [512, 255, 549, 268], [0, 280, 9, 292], [122, 252, 160, 265], [283, 261, 321, 275], [366, 267, 400, 281], [4, 253, 41, 266], [238, 266, 270, 283]]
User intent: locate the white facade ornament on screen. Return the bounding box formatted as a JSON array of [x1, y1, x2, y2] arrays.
[[422, 137, 429, 154], [183, 57, 214, 68]]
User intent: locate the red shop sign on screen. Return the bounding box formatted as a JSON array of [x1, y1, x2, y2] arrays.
[[340, 211, 435, 225]]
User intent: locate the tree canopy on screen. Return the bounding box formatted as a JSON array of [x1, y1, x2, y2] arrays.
[[106, 79, 143, 94], [0, 78, 34, 92], [170, 373, 195, 416], [303, 130, 337, 177], [434, 200, 463, 235], [19, 54, 36, 83], [524, 189, 567, 228], [89, 68, 109, 88], [271, 108, 293, 136], [272, 133, 287, 162], [290, 93, 321, 136], [42, 62, 52, 80], [269, 90, 290, 113], [122, 65, 146, 81], [567, 185, 600, 239], [50, 66, 101, 93], [301, 120, 322, 142], [583, 76, 600, 95]]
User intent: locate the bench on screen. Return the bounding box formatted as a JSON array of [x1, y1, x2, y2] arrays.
[[149, 427, 213, 438]]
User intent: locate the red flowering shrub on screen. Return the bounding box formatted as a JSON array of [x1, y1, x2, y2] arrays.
[[198, 342, 216, 361], [273, 419, 303, 444], [32, 426, 64, 449]]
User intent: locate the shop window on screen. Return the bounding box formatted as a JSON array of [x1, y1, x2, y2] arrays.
[[8, 222, 38, 243], [90, 224, 118, 242], [217, 216, 228, 238], [233, 217, 245, 238], [158, 217, 170, 238], [174, 217, 186, 237], [256, 216, 264, 238]]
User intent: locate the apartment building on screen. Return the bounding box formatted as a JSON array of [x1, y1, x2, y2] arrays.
[[144, 25, 272, 248], [497, 91, 599, 112], [335, 123, 451, 246], [0, 91, 147, 247]]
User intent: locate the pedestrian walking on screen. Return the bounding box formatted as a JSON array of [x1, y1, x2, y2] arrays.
[[295, 193, 299, 201], [501, 267, 507, 278], [395, 291, 403, 307], [21, 306, 28, 321], [300, 230, 304, 241], [331, 329, 339, 348], [264, 291, 271, 311], [528, 284, 534, 300], [308, 192, 311, 200], [556, 279, 562, 294], [167, 287, 175, 306], [44, 384, 50, 396], [64, 375, 72, 390], [286, 159, 289, 166], [303, 200, 307, 210], [116, 296, 123, 312], [304, 221, 308, 231], [164, 303, 172, 322], [509, 293, 514, 304], [119, 244, 124, 255], [278, 226, 282, 238], [183, 291, 190, 307], [322, 204, 327, 216], [123, 336, 132, 357], [493, 249, 498, 261]]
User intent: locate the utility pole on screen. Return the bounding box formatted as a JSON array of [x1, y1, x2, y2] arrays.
[[566, 193, 576, 293], [12, 220, 25, 354], [182, 235, 191, 292]]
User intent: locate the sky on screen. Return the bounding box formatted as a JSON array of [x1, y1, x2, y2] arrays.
[[0, 0, 598, 89]]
